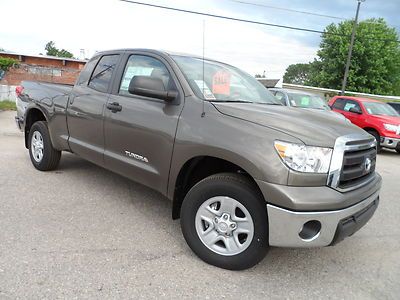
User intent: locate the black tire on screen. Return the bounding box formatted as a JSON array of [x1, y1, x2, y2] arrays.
[[180, 173, 269, 270], [367, 130, 381, 153], [28, 121, 61, 171], [396, 148, 400, 154]]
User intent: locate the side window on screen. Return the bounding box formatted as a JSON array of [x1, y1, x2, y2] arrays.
[[88, 55, 119, 93], [76, 56, 100, 86], [343, 100, 361, 112], [332, 98, 346, 110], [119, 55, 174, 95], [274, 91, 286, 105]]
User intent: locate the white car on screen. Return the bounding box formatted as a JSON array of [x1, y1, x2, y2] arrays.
[[269, 88, 350, 122]]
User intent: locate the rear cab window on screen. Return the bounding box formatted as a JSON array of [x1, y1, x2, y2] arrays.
[[88, 55, 120, 93]]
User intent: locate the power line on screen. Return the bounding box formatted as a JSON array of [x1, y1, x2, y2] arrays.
[[227, 0, 346, 20], [229, 0, 398, 28], [119, 0, 400, 44], [119, 0, 344, 35]]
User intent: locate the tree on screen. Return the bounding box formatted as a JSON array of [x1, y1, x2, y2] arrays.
[[315, 18, 400, 95], [0, 57, 18, 71], [45, 41, 74, 58], [283, 19, 400, 95], [283, 63, 313, 85]]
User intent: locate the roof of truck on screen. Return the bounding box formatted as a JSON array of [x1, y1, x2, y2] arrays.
[[332, 95, 382, 103]]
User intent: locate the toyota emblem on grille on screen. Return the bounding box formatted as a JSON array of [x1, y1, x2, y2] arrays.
[[365, 157, 372, 172]]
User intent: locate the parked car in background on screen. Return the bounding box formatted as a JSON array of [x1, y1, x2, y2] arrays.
[[387, 102, 400, 115], [329, 96, 400, 153], [269, 88, 349, 122]]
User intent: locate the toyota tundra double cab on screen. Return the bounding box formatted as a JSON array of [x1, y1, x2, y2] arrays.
[[15, 49, 381, 270]]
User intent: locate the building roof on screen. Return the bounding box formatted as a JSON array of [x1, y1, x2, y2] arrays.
[[257, 79, 280, 88], [0, 51, 87, 63]]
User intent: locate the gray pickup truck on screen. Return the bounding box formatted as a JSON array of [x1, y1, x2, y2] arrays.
[[16, 49, 381, 270]]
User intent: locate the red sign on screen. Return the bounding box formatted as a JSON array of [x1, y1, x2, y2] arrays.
[[212, 71, 231, 95]]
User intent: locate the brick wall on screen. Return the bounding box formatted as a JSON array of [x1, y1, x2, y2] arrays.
[[0, 53, 86, 86]]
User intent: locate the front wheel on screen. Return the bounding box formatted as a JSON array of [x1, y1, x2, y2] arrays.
[[180, 173, 269, 270], [28, 121, 61, 171], [367, 130, 381, 153]]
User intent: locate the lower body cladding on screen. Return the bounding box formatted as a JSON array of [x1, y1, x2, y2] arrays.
[[381, 136, 400, 149], [267, 188, 380, 247]]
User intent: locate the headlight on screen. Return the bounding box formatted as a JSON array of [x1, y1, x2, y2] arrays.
[[274, 141, 333, 173], [383, 123, 399, 132]]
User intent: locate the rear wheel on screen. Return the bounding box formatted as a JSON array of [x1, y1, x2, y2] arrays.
[[367, 130, 381, 153], [180, 173, 269, 270], [28, 121, 61, 171]]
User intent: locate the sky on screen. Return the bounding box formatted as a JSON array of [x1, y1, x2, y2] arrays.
[[0, 0, 399, 79]]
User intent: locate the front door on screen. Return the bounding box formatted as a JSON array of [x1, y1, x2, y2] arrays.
[[103, 53, 183, 194]]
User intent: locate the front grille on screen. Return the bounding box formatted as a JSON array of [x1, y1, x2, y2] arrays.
[[339, 144, 376, 189]]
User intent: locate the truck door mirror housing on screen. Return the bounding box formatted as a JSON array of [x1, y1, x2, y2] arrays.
[[349, 106, 362, 114], [128, 76, 178, 102]]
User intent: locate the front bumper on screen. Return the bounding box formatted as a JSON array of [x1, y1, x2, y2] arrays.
[[267, 187, 380, 247], [381, 136, 400, 149]]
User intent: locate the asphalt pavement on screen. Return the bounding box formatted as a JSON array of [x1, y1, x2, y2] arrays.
[[0, 111, 399, 299]]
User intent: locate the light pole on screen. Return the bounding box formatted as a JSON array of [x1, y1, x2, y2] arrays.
[[340, 0, 365, 95]]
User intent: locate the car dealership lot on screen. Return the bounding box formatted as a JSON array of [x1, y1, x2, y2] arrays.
[[0, 111, 399, 299]]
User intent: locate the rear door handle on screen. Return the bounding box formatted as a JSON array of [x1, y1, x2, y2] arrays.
[[106, 102, 122, 113]]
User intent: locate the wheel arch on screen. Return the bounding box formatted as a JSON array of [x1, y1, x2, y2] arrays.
[[24, 107, 48, 148], [171, 155, 264, 220]]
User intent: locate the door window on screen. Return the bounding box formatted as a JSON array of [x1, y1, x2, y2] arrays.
[[274, 91, 287, 105], [119, 55, 174, 95], [332, 98, 346, 110], [343, 100, 361, 112], [88, 55, 119, 93]]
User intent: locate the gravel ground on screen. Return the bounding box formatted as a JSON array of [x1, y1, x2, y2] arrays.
[[0, 111, 399, 299]]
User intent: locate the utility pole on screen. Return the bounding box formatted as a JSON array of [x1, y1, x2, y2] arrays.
[[341, 0, 365, 95]]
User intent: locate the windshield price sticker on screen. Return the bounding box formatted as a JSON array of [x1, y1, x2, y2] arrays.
[[194, 80, 216, 100], [212, 71, 231, 95]]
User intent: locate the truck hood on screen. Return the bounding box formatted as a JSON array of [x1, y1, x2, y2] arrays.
[[213, 102, 368, 148], [369, 114, 400, 125]]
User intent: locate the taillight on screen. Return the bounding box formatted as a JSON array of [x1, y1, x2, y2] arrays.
[[15, 85, 24, 97]]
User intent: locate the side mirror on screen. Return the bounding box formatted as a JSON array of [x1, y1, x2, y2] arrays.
[[128, 76, 178, 102], [349, 106, 362, 114]]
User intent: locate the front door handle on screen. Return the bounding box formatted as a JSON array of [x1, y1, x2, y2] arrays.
[[106, 102, 122, 113]]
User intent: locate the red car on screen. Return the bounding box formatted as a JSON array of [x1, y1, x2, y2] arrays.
[[329, 96, 400, 153]]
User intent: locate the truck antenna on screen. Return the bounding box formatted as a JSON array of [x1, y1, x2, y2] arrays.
[[201, 19, 206, 118]]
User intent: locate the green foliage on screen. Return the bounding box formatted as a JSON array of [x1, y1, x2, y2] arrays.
[[0, 100, 16, 111], [45, 41, 74, 59], [0, 57, 19, 71], [283, 18, 400, 96], [283, 63, 313, 85]]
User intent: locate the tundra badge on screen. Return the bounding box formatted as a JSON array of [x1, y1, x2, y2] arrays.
[[125, 151, 149, 163]]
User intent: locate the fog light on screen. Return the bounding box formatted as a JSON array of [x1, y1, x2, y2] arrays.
[[299, 220, 321, 241]]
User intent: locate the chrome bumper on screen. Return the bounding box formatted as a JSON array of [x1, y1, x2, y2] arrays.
[[381, 136, 400, 149], [267, 187, 380, 247]]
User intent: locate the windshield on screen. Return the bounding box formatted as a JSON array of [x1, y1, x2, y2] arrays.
[[287, 92, 330, 110], [172, 55, 280, 104], [364, 102, 399, 116]]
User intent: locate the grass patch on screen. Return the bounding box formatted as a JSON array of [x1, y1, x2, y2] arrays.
[[0, 100, 16, 111]]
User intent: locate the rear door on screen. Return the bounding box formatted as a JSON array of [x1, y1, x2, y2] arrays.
[[67, 54, 121, 165], [103, 52, 184, 194]]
